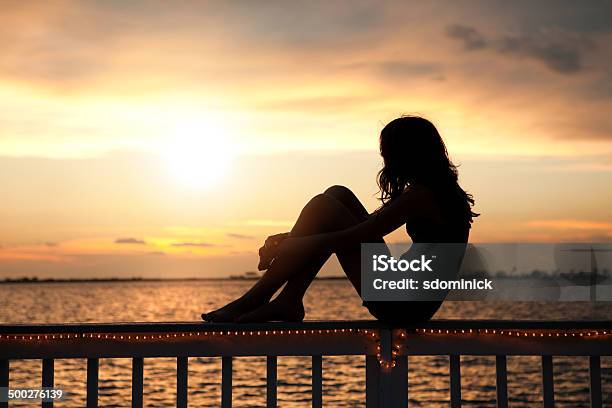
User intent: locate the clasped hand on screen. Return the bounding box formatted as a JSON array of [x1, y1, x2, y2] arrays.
[[257, 232, 322, 270]]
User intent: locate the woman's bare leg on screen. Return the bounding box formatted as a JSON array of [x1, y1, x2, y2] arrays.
[[204, 191, 352, 322], [237, 186, 387, 322], [272, 185, 371, 298], [203, 186, 383, 322]]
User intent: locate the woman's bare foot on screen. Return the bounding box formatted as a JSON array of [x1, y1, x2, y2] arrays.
[[202, 295, 269, 322], [236, 296, 305, 323]]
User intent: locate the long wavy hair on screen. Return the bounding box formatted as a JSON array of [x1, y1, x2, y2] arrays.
[[377, 116, 478, 224]]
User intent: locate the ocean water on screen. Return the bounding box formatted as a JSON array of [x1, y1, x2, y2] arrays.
[[1, 280, 611, 407]]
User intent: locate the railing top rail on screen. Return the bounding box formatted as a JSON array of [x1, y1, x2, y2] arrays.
[[1, 319, 611, 334]]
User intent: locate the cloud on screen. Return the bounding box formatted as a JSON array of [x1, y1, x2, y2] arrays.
[[446, 24, 595, 74], [227, 233, 255, 240], [146, 251, 165, 256], [376, 61, 443, 78], [497, 32, 594, 74], [171, 242, 215, 247], [114, 238, 147, 245], [526, 219, 612, 231], [445, 24, 487, 50]]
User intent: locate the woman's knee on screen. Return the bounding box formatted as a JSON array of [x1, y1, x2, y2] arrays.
[[324, 185, 354, 200], [293, 192, 362, 237], [307, 193, 332, 207], [323, 185, 368, 219], [302, 194, 337, 218], [304, 193, 358, 222]]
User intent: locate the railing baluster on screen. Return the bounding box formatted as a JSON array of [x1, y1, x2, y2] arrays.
[[86, 358, 99, 408], [0, 360, 8, 408], [42, 358, 54, 408], [266, 356, 277, 408], [541, 355, 554, 408], [365, 355, 380, 408], [390, 356, 408, 408], [222, 356, 232, 408], [312, 355, 322, 408], [131, 358, 143, 408], [589, 356, 602, 408], [495, 355, 508, 408], [450, 355, 462, 408], [177, 357, 188, 408], [379, 329, 392, 407]]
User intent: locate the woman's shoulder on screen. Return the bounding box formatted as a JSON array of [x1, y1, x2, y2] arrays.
[[401, 184, 441, 216], [404, 183, 437, 202]]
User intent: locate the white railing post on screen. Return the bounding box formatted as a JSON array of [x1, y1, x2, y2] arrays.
[[0, 359, 8, 408], [131, 357, 144, 408], [589, 356, 602, 408], [378, 329, 408, 408], [541, 355, 554, 408], [449, 354, 461, 408], [312, 355, 323, 408], [495, 355, 508, 408], [86, 358, 99, 408], [221, 356, 232, 408], [266, 356, 277, 408], [365, 355, 380, 408], [177, 357, 188, 408], [42, 358, 54, 408]]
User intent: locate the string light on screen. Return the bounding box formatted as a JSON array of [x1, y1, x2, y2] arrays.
[[0, 328, 368, 343], [0, 323, 609, 369], [373, 327, 612, 370], [409, 328, 610, 338]]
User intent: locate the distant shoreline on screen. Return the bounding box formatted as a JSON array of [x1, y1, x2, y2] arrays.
[[0, 276, 349, 285]]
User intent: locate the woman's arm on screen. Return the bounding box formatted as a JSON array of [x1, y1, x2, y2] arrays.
[[258, 232, 290, 270], [282, 188, 429, 254]]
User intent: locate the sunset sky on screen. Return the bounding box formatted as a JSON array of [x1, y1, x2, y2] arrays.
[[1, 1, 612, 278]]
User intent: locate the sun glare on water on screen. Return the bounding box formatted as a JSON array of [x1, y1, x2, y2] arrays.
[[162, 121, 233, 189]]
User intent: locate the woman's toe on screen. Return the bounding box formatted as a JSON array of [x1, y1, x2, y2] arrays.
[[202, 312, 218, 322]]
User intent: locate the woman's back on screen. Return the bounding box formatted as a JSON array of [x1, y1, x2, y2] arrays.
[[404, 183, 471, 244]]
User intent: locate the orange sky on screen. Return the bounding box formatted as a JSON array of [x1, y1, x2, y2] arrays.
[[1, 1, 612, 278]]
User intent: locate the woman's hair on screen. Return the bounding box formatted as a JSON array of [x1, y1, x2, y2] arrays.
[[377, 116, 478, 224]]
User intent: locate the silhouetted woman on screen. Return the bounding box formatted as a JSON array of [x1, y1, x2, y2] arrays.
[[203, 116, 477, 323]]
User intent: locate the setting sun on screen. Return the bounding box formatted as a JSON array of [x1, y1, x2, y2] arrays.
[[162, 121, 233, 189]]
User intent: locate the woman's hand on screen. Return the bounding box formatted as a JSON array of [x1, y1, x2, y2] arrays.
[[277, 235, 323, 257], [265, 232, 290, 248], [258, 232, 290, 270]]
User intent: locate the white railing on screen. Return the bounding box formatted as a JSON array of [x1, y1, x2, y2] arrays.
[[1, 320, 611, 407]]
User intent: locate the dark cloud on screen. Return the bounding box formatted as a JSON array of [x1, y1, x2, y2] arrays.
[[446, 24, 595, 74], [203, 1, 387, 49], [497, 32, 594, 74], [146, 251, 166, 256], [445, 24, 487, 50], [115, 238, 147, 245], [0, 1, 388, 88], [377, 61, 442, 77], [171, 242, 214, 247], [482, 2, 612, 35], [227, 233, 255, 240], [44, 242, 58, 247]]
